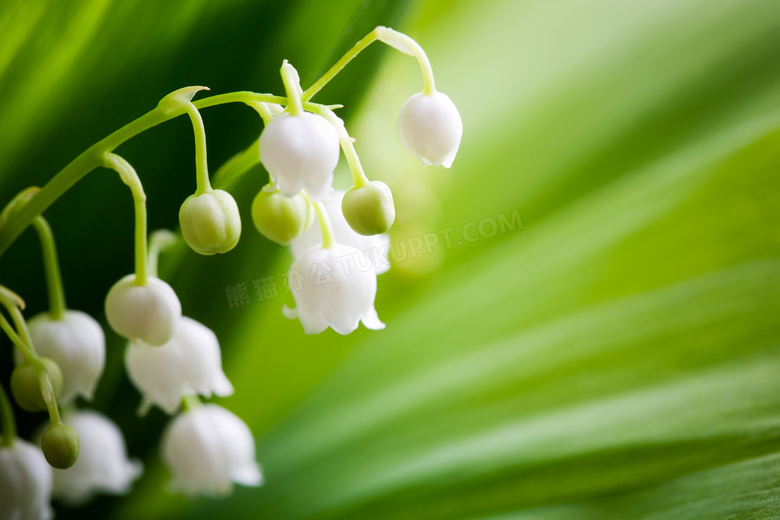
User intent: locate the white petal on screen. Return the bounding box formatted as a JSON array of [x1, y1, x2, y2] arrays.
[[105, 274, 181, 346], [52, 411, 142, 505], [397, 91, 463, 168], [259, 112, 340, 200], [125, 317, 233, 415], [27, 310, 105, 403], [288, 244, 382, 335], [161, 404, 261, 496], [0, 439, 53, 520]]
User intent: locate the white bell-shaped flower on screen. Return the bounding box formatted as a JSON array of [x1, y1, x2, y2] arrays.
[[291, 191, 390, 275], [105, 274, 181, 346], [397, 91, 463, 168], [24, 310, 105, 404], [0, 438, 53, 520], [51, 410, 142, 505], [258, 111, 340, 200], [161, 404, 262, 496], [125, 316, 233, 415], [283, 243, 385, 335]]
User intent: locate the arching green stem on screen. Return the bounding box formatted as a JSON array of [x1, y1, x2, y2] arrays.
[[311, 105, 370, 188], [303, 191, 335, 249], [32, 216, 66, 320], [182, 103, 212, 195], [0, 382, 15, 446], [303, 26, 436, 101], [103, 153, 148, 286], [375, 26, 436, 95], [148, 229, 177, 278], [302, 29, 380, 101]]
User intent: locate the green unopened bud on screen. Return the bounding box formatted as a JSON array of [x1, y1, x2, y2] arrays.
[[11, 358, 63, 412], [179, 189, 241, 255], [41, 423, 80, 469], [342, 181, 395, 236], [251, 187, 312, 245]]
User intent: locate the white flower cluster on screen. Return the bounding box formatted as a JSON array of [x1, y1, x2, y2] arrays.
[[252, 58, 461, 335], [0, 25, 458, 517], [104, 271, 261, 496]]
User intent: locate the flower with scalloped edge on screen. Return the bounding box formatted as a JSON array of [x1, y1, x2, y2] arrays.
[[125, 316, 233, 415], [291, 191, 390, 275], [50, 410, 141, 505], [21, 310, 105, 404], [105, 274, 181, 346], [161, 404, 262, 496], [283, 243, 385, 335], [0, 438, 53, 520], [397, 91, 463, 168]]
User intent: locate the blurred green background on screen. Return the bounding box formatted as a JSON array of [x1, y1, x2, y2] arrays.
[[1, 0, 780, 518]]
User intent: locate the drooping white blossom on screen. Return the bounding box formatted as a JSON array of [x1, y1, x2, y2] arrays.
[[259, 111, 340, 200], [283, 243, 385, 335], [0, 438, 53, 520], [51, 410, 142, 505], [105, 274, 182, 346], [161, 404, 262, 496], [25, 310, 105, 404], [397, 91, 463, 168], [291, 191, 390, 275], [125, 316, 233, 415]]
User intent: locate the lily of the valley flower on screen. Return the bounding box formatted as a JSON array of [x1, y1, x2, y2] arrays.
[[24, 310, 105, 404], [284, 243, 385, 335], [125, 316, 233, 415], [397, 91, 463, 168], [291, 190, 390, 275], [51, 410, 142, 505], [105, 274, 182, 346], [161, 404, 262, 496], [258, 111, 340, 200], [0, 438, 53, 520]]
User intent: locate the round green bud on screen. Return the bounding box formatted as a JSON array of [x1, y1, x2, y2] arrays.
[[342, 181, 395, 236], [179, 189, 241, 255], [41, 423, 80, 469], [251, 187, 312, 245], [10, 358, 63, 412]]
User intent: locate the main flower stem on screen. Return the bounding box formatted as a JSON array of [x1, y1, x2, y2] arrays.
[[0, 92, 284, 260], [0, 382, 15, 446], [32, 216, 66, 320]]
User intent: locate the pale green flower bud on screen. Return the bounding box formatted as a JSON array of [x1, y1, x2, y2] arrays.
[[251, 187, 312, 245], [342, 181, 395, 236], [11, 358, 62, 412], [41, 424, 80, 469], [179, 189, 241, 255]]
